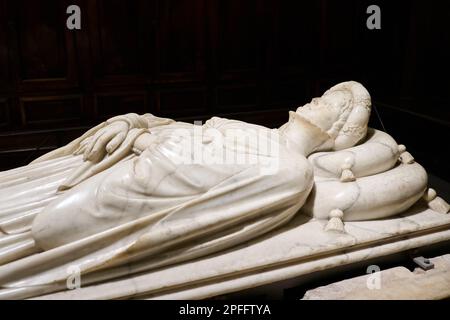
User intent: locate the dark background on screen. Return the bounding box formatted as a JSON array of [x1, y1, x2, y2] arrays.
[[0, 0, 449, 180]]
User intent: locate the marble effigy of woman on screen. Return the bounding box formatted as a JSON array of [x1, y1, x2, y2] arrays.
[[0, 81, 416, 298]]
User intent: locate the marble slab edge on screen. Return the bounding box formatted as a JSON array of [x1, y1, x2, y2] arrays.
[[147, 227, 450, 300], [33, 212, 450, 300]]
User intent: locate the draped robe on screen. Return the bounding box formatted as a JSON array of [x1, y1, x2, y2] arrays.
[[0, 117, 313, 295]]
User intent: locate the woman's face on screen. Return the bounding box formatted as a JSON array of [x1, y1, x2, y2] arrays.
[[296, 90, 352, 133]]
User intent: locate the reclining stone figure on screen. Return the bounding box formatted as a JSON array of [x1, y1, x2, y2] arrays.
[[0, 81, 448, 299]]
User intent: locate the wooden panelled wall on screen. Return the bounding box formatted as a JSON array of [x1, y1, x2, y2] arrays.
[[0, 0, 449, 179]]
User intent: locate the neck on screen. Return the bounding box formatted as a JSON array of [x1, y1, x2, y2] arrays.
[[280, 111, 332, 156]]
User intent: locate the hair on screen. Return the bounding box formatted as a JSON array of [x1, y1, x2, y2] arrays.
[[323, 81, 372, 150]]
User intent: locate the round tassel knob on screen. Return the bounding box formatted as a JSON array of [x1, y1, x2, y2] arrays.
[[340, 158, 356, 182], [398, 144, 406, 153], [423, 188, 437, 202], [398, 144, 415, 164], [424, 188, 450, 214]]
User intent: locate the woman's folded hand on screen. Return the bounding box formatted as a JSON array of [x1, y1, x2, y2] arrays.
[[75, 120, 130, 162]]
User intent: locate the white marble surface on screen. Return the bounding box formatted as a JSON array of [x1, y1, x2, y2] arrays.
[[0, 81, 448, 300], [303, 254, 450, 300], [33, 204, 450, 299]]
